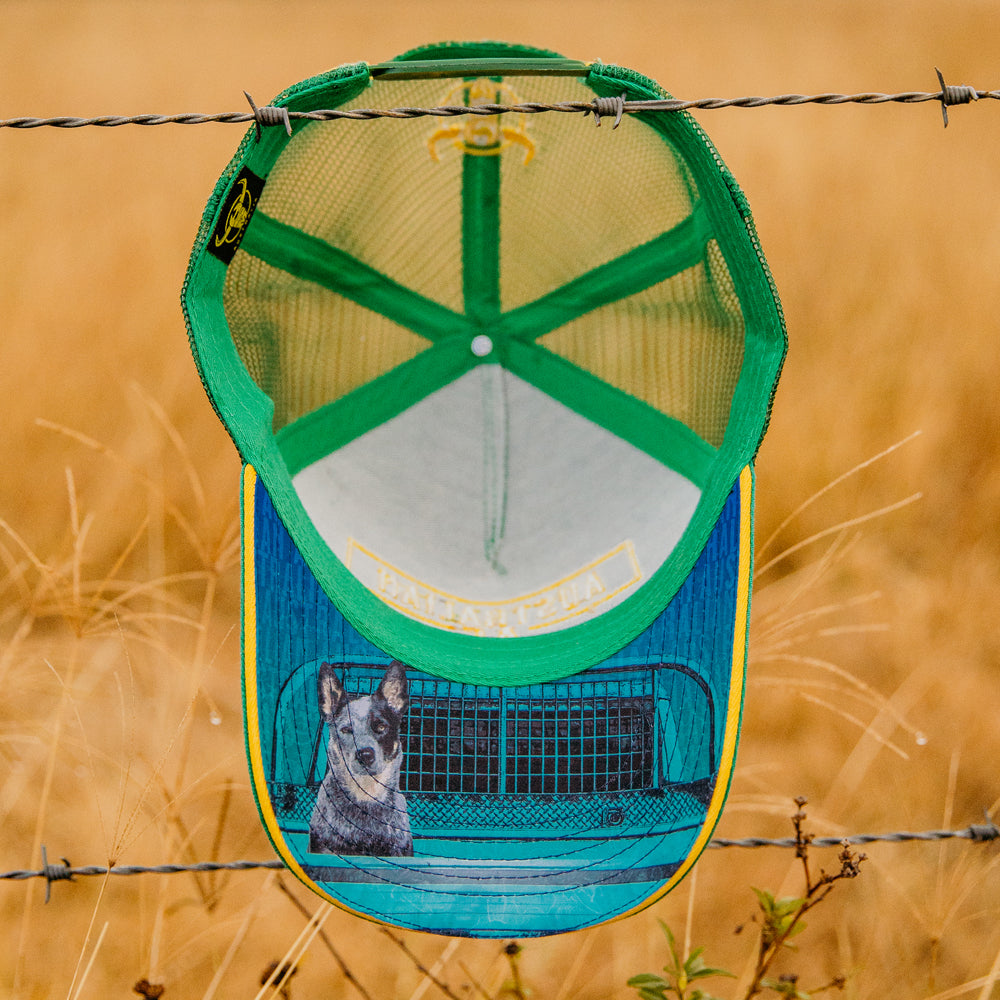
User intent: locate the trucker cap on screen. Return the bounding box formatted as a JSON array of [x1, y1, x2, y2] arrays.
[[182, 41, 786, 937]]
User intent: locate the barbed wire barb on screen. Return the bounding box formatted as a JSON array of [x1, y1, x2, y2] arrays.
[[4, 820, 996, 900], [936, 66, 979, 127], [243, 90, 292, 140], [1, 80, 998, 131], [39, 845, 74, 904]]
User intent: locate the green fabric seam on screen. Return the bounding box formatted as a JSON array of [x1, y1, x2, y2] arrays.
[[241, 212, 471, 343], [462, 153, 501, 323], [180, 63, 373, 456], [588, 64, 786, 460], [247, 456, 750, 687], [391, 41, 572, 64], [502, 339, 715, 486], [276, 340, 478, 475], [496, 203, 712, 344], [239, 197, 712, 357]]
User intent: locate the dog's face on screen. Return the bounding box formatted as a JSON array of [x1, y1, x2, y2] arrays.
[[317, 661, 407, 800]]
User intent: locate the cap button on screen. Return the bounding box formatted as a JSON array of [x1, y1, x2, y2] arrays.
[[470, 334, 494, 358]]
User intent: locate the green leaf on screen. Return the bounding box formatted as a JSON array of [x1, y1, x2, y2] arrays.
[[773, 896, 806, 918], [687, 966, 737, 982], [685, 949, 735, 981], [658, 920, 683, 972], [628, 974, 670, 987], [630, 921, 735, 1000], [627, 974, 671, 1000]]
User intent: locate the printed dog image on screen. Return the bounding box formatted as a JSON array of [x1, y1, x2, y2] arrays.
[[309, 660, 413, 857]]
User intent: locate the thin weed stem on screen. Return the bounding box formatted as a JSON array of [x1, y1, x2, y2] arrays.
[[379, 927, 465, 1000], [65, 871, 113, 1000], [199, 872, 274, 1000], [501, 943, 528, 1000], [757, 431, 922, 559], [275, 877, 375, 1000], [742, 800, 864, 999], [14, 641, 81, 996], [252, 902, 331, 1000], [683, 864, 698, 960], [755, 493, 922, 579], [68, 920, 109, 1000], [407, 940, 462, 1000]]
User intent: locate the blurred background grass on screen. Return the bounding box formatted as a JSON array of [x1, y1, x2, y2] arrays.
[[2, 1, 999, 997]]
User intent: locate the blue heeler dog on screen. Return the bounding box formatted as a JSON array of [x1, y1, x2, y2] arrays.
[[309, 660, 413, 857]]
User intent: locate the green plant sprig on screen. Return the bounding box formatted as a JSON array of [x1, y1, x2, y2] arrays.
[[628, 921, 736, 1000], [744, 798, 866, 999], [628, 799, 866, 1000]]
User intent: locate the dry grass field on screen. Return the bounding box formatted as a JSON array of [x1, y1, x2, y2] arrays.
[[2, 1, 999, 997]]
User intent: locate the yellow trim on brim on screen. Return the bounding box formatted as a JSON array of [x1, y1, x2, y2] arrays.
[[612, 463, 754, 922], [241, 462, 754, 932], [243, 464, 381, 924]]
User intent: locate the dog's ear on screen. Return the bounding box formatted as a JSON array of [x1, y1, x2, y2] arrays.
[[317, 662, 348, 722], [375, 660, 408, 718]]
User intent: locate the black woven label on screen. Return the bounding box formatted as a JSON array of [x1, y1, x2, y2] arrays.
[[207, 167, 265, 264]]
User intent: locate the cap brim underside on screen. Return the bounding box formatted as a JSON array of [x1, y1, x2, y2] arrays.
[[241, 462, 752, 937]]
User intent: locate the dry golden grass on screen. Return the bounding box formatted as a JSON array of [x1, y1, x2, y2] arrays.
[[2, 1, 999, 997]]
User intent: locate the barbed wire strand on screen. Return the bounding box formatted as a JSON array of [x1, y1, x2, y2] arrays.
[[3, 821, 996, 901], [0, 77, 995, 132]]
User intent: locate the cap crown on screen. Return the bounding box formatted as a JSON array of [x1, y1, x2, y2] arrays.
[[183, 42, 786, 685]]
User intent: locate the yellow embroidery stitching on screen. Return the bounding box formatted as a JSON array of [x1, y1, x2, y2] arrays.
[[428, 78, 535, 164], [346, 539, 643, 637]]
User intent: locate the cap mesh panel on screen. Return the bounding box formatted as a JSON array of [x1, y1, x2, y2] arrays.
[[221, 69, 743, 448], [253, 77, 467, 313], [539, 240, 744, 447], [495, 75, 699, 311], [224, 256, 428, 430]]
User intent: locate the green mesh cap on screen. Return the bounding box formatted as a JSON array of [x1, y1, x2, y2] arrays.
[[182, 41, 786, 687], [182, 41, 787, 938]]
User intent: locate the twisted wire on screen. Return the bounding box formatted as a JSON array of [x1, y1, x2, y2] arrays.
[[708, 822, 1000, 849], [3, 822, 996, 897], [0, 859, 285, 882], [1, 87, 998, 130]]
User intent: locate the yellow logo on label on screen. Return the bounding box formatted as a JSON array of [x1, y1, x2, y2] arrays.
[[214, 176, 255, 249], [429, 78, 535, 164], [345, 540, 642, 638]]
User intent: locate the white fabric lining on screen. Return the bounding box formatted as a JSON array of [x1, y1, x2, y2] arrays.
[[292, 368, 700, 634]]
